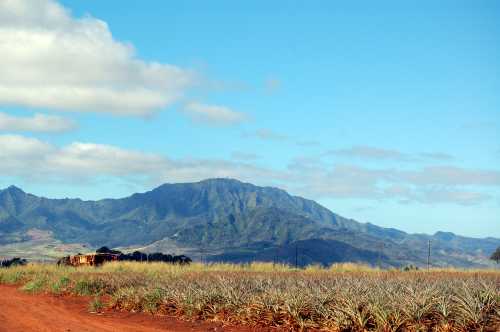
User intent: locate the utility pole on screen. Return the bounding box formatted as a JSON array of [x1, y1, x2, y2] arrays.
[[377, 242, 384, 268], [295, 244, 298, 269], [427, 240, 431, 271]]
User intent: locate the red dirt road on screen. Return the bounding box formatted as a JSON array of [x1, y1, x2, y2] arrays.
[[0, 285, 258, 332]]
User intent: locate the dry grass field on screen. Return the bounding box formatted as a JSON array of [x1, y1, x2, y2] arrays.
[[1, 262, 499, 331]]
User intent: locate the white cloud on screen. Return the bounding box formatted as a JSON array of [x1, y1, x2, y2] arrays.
[[0, 135, 54, 176], [417, 189, 491, 206], [0, 112, 76, 132], [244, 129, 321, 148], [51, 142, 167, 176], [1, 134, 498, 206], [396, 166, 500, 187], [419, 152, 454, 161], [182, 102, 247, 125], [329, 146, 410, 161], [286, 156, 499, 205], [0, 135, 165, 179], [0, 134, 53, 157], [329, 146, 456, 163], [231, 151, 260, 161], [0, 135, 280, 186], [244, 128, 289, 141], [0, 0, 194, 116], [296, 140, 320, 147]]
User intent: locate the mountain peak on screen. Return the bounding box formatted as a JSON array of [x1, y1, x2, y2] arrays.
[[150, 178, 247, 193], [2, 185, 25, 195], [198, 178, 247, 186], [433, 231, 456, 241]]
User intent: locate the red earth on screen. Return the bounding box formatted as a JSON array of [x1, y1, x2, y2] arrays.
[[0, 284, 271, 332]]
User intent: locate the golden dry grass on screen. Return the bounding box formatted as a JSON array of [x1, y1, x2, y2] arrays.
[[1, 262, 499, 331]]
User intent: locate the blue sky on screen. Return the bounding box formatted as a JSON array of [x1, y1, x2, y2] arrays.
[[0, 0, 499, 237]]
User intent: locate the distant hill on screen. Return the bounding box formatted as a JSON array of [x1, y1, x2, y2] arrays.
[[0, 179, 498, 267]]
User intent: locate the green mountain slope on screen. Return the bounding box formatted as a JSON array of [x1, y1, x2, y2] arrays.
[[0, 179, 498, 267]]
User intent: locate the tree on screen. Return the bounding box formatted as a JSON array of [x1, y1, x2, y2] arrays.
[[491, 247, 500, 264]]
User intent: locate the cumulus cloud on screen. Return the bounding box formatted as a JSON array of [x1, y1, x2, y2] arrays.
[[0, 134, 53, 158], [0, 112, 76, 132], [182, 102, 247, 125], [0, 135, 162, 179], [0, 0, 194, 116], [0, 135, 280, 186], [1, 134, 498, 206]]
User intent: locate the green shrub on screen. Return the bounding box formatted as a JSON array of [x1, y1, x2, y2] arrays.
[[51, 276, 70, 294], [88, 297, 104, 313], [21, 278, 47, 293], [74, 279, 105, 296]]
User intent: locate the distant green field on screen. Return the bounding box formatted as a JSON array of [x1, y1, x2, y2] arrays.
[[0, 239, 90, 261], [1, 262, 498, 331]]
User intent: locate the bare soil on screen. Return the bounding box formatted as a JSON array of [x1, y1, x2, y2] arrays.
[[0, 285, 266, 332]]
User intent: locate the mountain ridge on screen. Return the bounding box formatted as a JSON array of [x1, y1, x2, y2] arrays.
[[1, 178, 498, 267]]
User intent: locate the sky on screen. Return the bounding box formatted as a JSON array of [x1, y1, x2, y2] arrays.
[[0, 0, 499, 238]]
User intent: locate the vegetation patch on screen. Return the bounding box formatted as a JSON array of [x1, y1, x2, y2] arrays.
[[0, 262, 498, 331], [88, 297, 105, 313]]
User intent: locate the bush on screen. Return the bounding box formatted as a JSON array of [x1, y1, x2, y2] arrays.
[[88, 297, 104, 313]]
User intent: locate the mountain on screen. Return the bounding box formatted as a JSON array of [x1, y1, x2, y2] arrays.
[[0, 179, 498, 267]]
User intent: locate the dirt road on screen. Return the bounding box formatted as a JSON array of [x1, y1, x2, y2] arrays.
[[0, 285, 252, 332]]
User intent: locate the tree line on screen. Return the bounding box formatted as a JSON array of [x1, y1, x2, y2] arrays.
[[96, 246, 192, 264]]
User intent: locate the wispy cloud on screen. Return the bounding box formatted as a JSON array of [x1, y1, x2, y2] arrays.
[[182, 102, 247, 126], [244, 129, 320, 147], [0, 112, 76, 133], [296, 140, 321, 147], [231, 151, 260, 161], [414, 189, 491, 206], [419, 152, 454, 161], [329, 146, 410, 161], [290, 163, 497, 205], [328, 145, 455, 163], [0, 0, 194, 116], [244, 128, 289, 141], [1, 134, 497, 206], [395, 166, 500, 186]]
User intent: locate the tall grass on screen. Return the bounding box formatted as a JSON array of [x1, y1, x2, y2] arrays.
[[1, 262, 498, 331]]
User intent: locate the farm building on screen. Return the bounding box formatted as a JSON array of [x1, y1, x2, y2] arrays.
[[59, 253, 119, 267]]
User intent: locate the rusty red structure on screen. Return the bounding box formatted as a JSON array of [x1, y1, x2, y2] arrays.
[[58, 253, 119, 267]]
